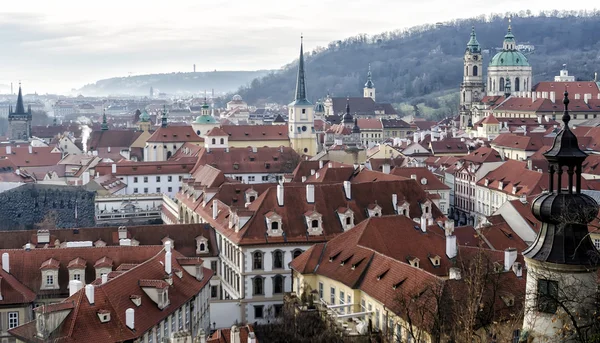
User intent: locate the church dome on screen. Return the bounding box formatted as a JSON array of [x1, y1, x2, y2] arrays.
[[195, 115, 217, 124], [232, 94, 243, 101], [314, 101, 325, 113], [489, 50, 529, 67]]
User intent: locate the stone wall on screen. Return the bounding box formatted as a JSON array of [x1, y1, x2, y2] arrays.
[[0, 184, 95, 230]]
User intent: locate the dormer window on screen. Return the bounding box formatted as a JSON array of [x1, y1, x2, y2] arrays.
[[409, 257, 420, 268], [337, 208, 355, 231], [367, 204, 382, 218], [420, 200, 432, 219], [305, 210, 323, 235], [265, 212, 283, 237], [398, 201, 410, 217], [40, 258, 60, 290], [429, 255, 441, 267], [245, 189, 258, 204], [195, 236, 209, 254]]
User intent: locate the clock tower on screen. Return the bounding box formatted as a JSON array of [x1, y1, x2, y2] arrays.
[[289, 36, 316, 156], [460, 27, 485, 129]]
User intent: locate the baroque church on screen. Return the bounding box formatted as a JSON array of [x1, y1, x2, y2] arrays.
[[459, 23, 533, 129], [8, 84, 33, 141]]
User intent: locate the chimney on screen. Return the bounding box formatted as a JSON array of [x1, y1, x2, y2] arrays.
[[165, 250, 172, 274], [306, 184, 315, 203], [504, 248, 517, 271], [319, 160, 324, 169], [82, 171, 90, 185], [2, 253, 9, 273], [537, 115, 542, 124], [512, 262, 523, 277], [69, 280, 83, 296], [5, 146, 10, 154], [446, 235, 457, 258], [28, 145, 32, 154], [310, 169, 315, 175], [382, 163, 391, 174], [107, 146, 111, 153], [328, 162, 333, 168], [531, 92, 537, 102], [410, 174, 417, 180], [111, 163, 117, 174], [585, 93, 591, 104], [126, 308, 135, 330], [343, 181, 351, 199], [248, 332, 257, 343], [315, 172, 320, 179], [449, 267, 461, 280], [230, 326, 241, 343], [277, 184, 284, 206], [392, 194, 398, 213], [420, 216, 427, 233], [550, 91, 555, 103], [301, 176, 307, 182], [85, 284, 95, 305], [413, 132, 419, 143], [527, 159, 532, 170], [212, 200, 218, 219], [102, 273, 108, 284]]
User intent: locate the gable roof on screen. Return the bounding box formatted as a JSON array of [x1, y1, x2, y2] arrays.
[[220, 125, 289, 141], [88, 130, 142, 150], [146, 126, 202, 143]]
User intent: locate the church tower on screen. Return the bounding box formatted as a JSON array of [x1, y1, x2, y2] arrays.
[[459, 27, 484, 129], [101, 109, 109, 131], [8, 84, 32, 141], [288, 36, 316, 156], [363, 64, 376, 101], [522, 92, 599, 342], [201, 93, 211, 117]]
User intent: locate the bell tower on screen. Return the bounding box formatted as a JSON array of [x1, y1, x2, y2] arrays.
[[522, 91, 599, 342], [8, 84, 32, 141], [288, 36, 316, 156], [363, 63, 375, 101], [459, 27, 484, 129]]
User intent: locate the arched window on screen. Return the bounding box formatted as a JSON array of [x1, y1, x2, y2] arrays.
[[220, 138, 224, 144], [311, 219, 319, 228], [199, 243, 205, 251], [465, 66, 468, 76], [211, 138, 216, 144], [514, 77, 520, 92], [273, 250, 284, 269], [273, 275, 284, 294], [292, 249, 303, 259], [166, 151, 172, 159], [473, 65, 478, 76], [271, 221, 279, 231], [499, 78, 505, 92], [253, 277, 264, 295], [253, 251, 263, 270]]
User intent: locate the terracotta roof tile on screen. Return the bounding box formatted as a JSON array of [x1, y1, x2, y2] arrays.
[[147, 126, 203, 143]]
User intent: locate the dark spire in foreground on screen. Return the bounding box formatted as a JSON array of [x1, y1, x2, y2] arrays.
[[291, 35, 311, 106], [161, 105, 168, 128], [14, 83, 26, 114], [343, 97, 353, 124], [524, 91, 598, 265], [101, 109, 109, 131], [352, 118, 361, 134]]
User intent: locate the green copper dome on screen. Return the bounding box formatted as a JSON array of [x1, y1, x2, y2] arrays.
[[195, 115, 217, 124], [489, 24, 529, 67], [140, 110, 151, 122]]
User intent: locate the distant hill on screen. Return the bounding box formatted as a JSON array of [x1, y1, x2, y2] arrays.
[[233, 11, 600, 117], [78, 70, 273, 96]]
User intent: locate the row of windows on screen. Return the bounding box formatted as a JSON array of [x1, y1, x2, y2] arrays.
[[134, 187, 178, 194], [252, 275, 285, 295], [253, 304, 283, 319], [252, 250, 303, 270], [133, 176, 182, 183]]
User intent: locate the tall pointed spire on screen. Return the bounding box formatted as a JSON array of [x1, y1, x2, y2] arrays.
[[292, 35, 310, 105], [14, 83, 26, 114], [101, 109, 109, 131], [343, 97, 353, 125], [365, 63, 374, 88]]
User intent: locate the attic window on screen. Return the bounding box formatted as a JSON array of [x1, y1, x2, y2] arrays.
[[265, 163, 271, 169], [377, 269, 389, 281], [329, 251, 341, 262], [351, 258, 365, 270], [429, 255, 441, 267], [340, 255, 353, 266], [273, 157, 279, 161], [392, 278, 407, 290], [233, 163, 239, 170], [249, 157, 255, 161]]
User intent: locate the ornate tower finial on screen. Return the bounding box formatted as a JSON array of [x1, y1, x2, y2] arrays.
[[161, 105, 168, 128], [562, 90, 571, 126], [101, 108, 109, 131]]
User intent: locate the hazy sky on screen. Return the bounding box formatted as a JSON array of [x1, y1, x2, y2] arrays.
[[0, 0, 594, 94]]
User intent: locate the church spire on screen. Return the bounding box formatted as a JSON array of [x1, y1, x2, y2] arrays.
[[292, 35, 310, 105], [101, 109, 109, 131], [343, 97, 353, 126], [364, 63, 374, 88], [161, 105, 168, 128], [466, 26, 481, 53], [14, 83, 26, 114]]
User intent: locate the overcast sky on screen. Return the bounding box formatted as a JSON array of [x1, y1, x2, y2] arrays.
[[0, 0, 594, 94]]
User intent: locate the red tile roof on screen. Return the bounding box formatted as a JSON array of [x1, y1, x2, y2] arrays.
[[147, 125, 202, 143], [220, 125, 289, 141], [9, 248, 213, 343], [192, 146, 300, 174], [88, 130, 142, 150], [95, 159, 194, 176], [206, 127, 229, 137], [461, 146, 503, 164], [533, 81, 600, 99], [0, 146, 62, 168], [207, 325, 257, 343], [390, 167, 450, 191], [357, 118, 383, 130], [481, 114, 500, 125]]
